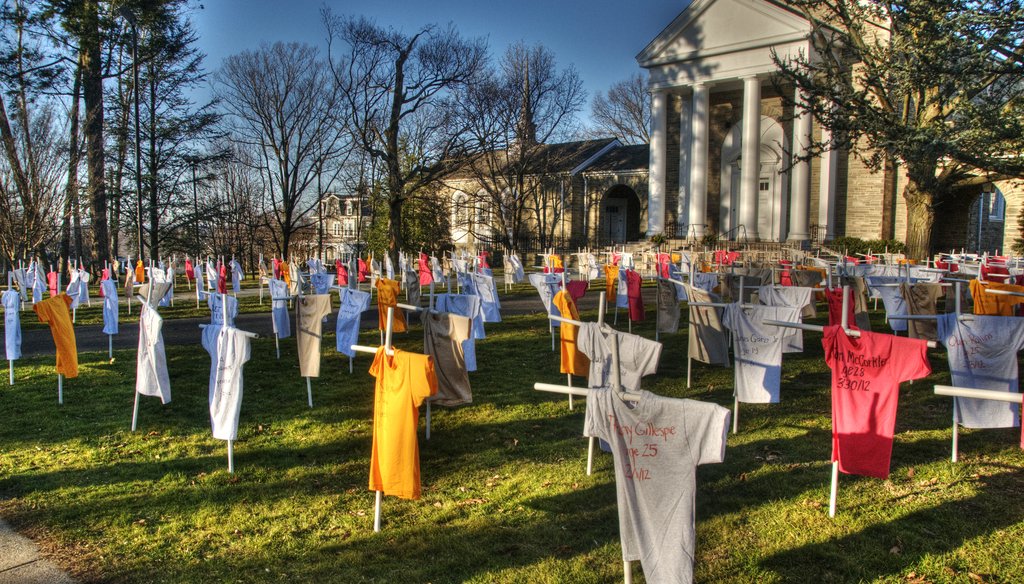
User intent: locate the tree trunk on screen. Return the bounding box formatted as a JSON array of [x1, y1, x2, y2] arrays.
[[62, 59, 82, 281], [82, 0, 109, 266], [903, 179, 936, 262]]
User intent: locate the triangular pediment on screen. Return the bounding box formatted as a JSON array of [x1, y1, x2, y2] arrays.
[[637, 0, 811, 67]]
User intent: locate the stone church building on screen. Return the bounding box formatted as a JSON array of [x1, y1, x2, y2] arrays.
[[641, 0, 1022, 252], [447, 0, 1022, 254]]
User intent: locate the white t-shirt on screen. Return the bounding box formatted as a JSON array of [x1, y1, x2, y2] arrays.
[[336, 288, 371, 357], [208, 294, 239, 328], [527, 273, 561, 316], [230, 260, 243, 294], [268, 278, 291, 338], [723, 304, 801, 403], [136, 303, 171, 404], [3, 289, 21, 360], [470, 273, 501, 322], [193, 263, 206, 299], [66, 270, 82, 309], [937, 313, 1024, 428], [505, 254, 524, 284], [584, 390, 729, 584], [203, 325, 252, 441], [101, 279, 119, 335], [576, 322, 662, 391]]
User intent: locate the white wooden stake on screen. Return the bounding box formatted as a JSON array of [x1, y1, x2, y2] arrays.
[[58, 373, 63, 404], [228, 440, 235, 473], [131, 390, 140, 431], [624, 560, 633, 584], [828, 460, 839, 517], [951, 397, 959, 463], [306, 377, 313, 408], [373, 490, 383, 532], [8, 360, 12, 385], [108, 335, 113, 359]]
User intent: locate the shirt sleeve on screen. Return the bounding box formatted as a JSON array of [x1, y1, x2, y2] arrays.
[[583, 390, 608, 440], [683, 399, 731, 465], [890, 336, 932, 383], [369, 346, 385, 379]]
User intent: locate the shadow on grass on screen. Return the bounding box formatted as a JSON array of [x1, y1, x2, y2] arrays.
[[757, 468, 1024, 582]]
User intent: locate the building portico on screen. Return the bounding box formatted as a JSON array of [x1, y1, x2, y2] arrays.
[[638, 0, 822, 243]]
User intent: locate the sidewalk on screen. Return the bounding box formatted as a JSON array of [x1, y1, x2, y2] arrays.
[[0, 520, 75, 584]]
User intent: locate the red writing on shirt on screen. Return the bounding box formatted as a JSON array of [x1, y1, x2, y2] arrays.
[[608, 415, 676, 482]]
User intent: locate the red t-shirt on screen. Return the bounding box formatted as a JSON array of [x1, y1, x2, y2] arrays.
[[217, 263, 228, 294], [336, 260, 348, 287], [418, 253, 432, 286], [626, 270, 644, 321], [823, 326, 931, 478], [825, 288, 858, 329], [184, 259, 195, 280]]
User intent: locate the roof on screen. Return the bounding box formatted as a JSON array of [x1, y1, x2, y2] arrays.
[[447, 137, 623, 180], [583, 144, 649, 173]]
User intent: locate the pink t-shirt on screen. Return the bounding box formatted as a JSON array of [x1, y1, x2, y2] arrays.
[[626, 270, 644, 322], [823, 326, 931, 478]]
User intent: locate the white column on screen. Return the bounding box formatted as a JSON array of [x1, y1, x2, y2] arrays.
[[738, 76, 761, 241], [818, 126, 838, 240], [677, 95, 692, 237], [687, 83, 710, 240], [788, 87, 812, 242], [647, 89, 668, 237]]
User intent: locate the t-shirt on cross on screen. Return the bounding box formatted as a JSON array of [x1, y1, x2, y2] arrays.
[[369, 347, 437, 499], [33, 293, 78, 378], [552, 290, 590, 377], [336, 288, 371, 357], [822, 326, 931, 478], [136, 303, 171, 404], [723, 304, 802, 404], [584, 389, 729, 584], [577, 322, 661, 391], [937, 313, 1024, 429], [376, 278, 407, 333], [685, 286, 730, 367], [268, 278, 291, 338], [203, 325, 253, 441], [101, 279, 119, 335], [3, 289, 22, 360], [296, 294, 333, 377], [422, 312, 472, 406], [656, 279, 680, 334]]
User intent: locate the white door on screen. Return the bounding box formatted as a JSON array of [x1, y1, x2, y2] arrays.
[[756, 172, 778, 241]]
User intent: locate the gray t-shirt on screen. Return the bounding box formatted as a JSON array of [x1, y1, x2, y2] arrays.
[[136, 303, 171, 404], [686, 286, 730, 366], [723, 304, 801, 403], [657, 279, 680, 334], [336, 288, 371, 357], [584, 389, 729, 584], [757, 285, 816, 319], [937, 313, 1024, 428], [577, 322, 662, 390], [865, 277, 908, 332]]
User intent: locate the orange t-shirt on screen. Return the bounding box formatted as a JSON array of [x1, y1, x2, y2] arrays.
[[553, 291, 589, 377], [376, 278, 407, 333], [368, 347, 437, 499], [33, 293, 78, 378], [970, 279, 1024, 316], [135, 261, 145, 284], [604, 264, 618, 302]]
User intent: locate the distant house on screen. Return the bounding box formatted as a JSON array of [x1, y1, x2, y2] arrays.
[[637, 0, 1021, 252], [315, 192, 371, 260], [443, 138, 650, 252]]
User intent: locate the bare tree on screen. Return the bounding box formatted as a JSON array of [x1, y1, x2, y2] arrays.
[[456, 41, 585, 251], [325, 12, 487, 266], [589, 73, 650, 145], [215, 41, 348, 258]]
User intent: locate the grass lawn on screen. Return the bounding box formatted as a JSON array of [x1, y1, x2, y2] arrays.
[[0, 296, 1022, 583]]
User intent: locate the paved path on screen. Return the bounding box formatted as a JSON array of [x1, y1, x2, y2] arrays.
[[0, 520, 76, 584]]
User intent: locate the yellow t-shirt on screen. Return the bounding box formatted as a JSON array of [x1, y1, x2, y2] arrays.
[[135, 261, 145, 284], [970, 279, 1024, 316], [369, 347, 437, 499], [553, 291, 589, 377], [33, 293, 78, 378], [604, 264, 618, 302], [376, 278, 407, 333]]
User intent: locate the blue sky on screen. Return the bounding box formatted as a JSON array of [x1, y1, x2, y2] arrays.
[[192, 0, 686, 119]]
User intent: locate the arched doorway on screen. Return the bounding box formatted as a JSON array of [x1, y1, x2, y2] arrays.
[[719, 116, 789, 241], [602, 185, 642, 243]]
